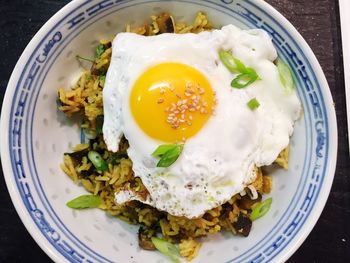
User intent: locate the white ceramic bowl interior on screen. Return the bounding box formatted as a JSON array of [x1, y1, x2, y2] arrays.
[[0, 1, 337, 263]]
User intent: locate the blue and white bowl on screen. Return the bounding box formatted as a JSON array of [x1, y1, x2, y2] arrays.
[[0, 1, 337, 262]]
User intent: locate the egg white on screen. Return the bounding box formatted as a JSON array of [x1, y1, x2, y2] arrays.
[[103, 25, 301, 218]]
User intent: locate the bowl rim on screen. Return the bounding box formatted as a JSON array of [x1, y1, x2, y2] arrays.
[[0, 0, 338, 262]]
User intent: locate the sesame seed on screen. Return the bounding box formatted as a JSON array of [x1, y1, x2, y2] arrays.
[[186, 120, 192, 126], [176, 93, 181, 99], [189, 115, 193, 120], [157, 98, 164, 104], [181, 105, 188, 110]]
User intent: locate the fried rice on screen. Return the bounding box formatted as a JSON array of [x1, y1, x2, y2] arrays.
[[58, 12, 288, 261]]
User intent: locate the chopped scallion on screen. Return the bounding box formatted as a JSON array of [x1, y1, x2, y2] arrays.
[[231, 71, 259, 89], [218, 50, 246, 73], [151, 237, 180, 263], [250, 197, 272, 221], [88, 151, 108, 172], [66, 194, 102, 209], [152, 144, 184, 168], [247, 98, 260, 110], [152, 144, 178, 157], [219, 50, 260, 88], [277, 58, 294, 94]]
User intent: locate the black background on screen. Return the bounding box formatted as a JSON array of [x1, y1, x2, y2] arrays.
[[0, 0, 349, 262]]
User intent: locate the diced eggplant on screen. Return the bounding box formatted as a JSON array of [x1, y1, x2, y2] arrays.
[[156, 13, 175, 33], [138, 227, 156, 250], [233, 213, 252, 237], [64, 148, 89, 164], [238, 194, 262, 210]]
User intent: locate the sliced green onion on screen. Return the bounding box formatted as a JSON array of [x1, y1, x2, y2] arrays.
[[277, 58, 294, 94], [247, 98, 260, 110], [152, 144, 178, 157], [151, 237, 180, 263], [153, 144, 184, 168], [95, 44, 105, 59], [66, 194, 102, 209], [218, 50, 247, 73], [76, 55, 94, 63], [250, 197, 272, 221], [88, 151, 108, 172], [231, 71, 259, 89], [95, 115, 104, 134]]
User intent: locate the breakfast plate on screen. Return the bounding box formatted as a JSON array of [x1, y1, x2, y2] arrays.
[[0, 1, 337, 262]]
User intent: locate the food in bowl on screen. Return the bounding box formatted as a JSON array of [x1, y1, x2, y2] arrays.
[[58, 12, 301, 261]]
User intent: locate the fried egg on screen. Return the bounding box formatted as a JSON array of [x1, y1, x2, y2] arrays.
[[103, 25, 301, 218]]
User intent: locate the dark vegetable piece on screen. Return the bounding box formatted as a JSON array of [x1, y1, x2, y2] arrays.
[[233, 213, 252, 237], [219, 203, 233, 220], [118, 135, 130, 152], [138, 227, 156, 250], [95, 115, 104, 134], [156, 13, 175, 33], [107, 152, 129, 165], [64, 148, 90, 164], [238, 194, 262, 210]]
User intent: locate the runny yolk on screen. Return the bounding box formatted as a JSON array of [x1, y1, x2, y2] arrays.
[[130, 63, 216, 143]]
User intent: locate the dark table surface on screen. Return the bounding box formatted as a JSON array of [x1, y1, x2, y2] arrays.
[[0, 0, 349, 262]]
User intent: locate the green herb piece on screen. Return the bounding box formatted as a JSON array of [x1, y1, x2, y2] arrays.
[[247, 98, 260, 110], [107, 152, 129, 165], [218, 49, 246, 73], [152, 144, 179, 157], [76, 55, 95, 63], [95, 44, 105, 59], [154, 144, 184, 168], [88, 151, 108, 172], [231, 70, 259, 89], [219, 50, 260, 88], [95, 115, 104, 134], [66, 194, 102, 209], [250, 197, 272, 221], [99, 74, 106, 82], [151, 237, 180, 263], [277, 58, 294, 94]]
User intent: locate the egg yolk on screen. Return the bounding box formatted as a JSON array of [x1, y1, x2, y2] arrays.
[[130, 63, 216, 143]]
